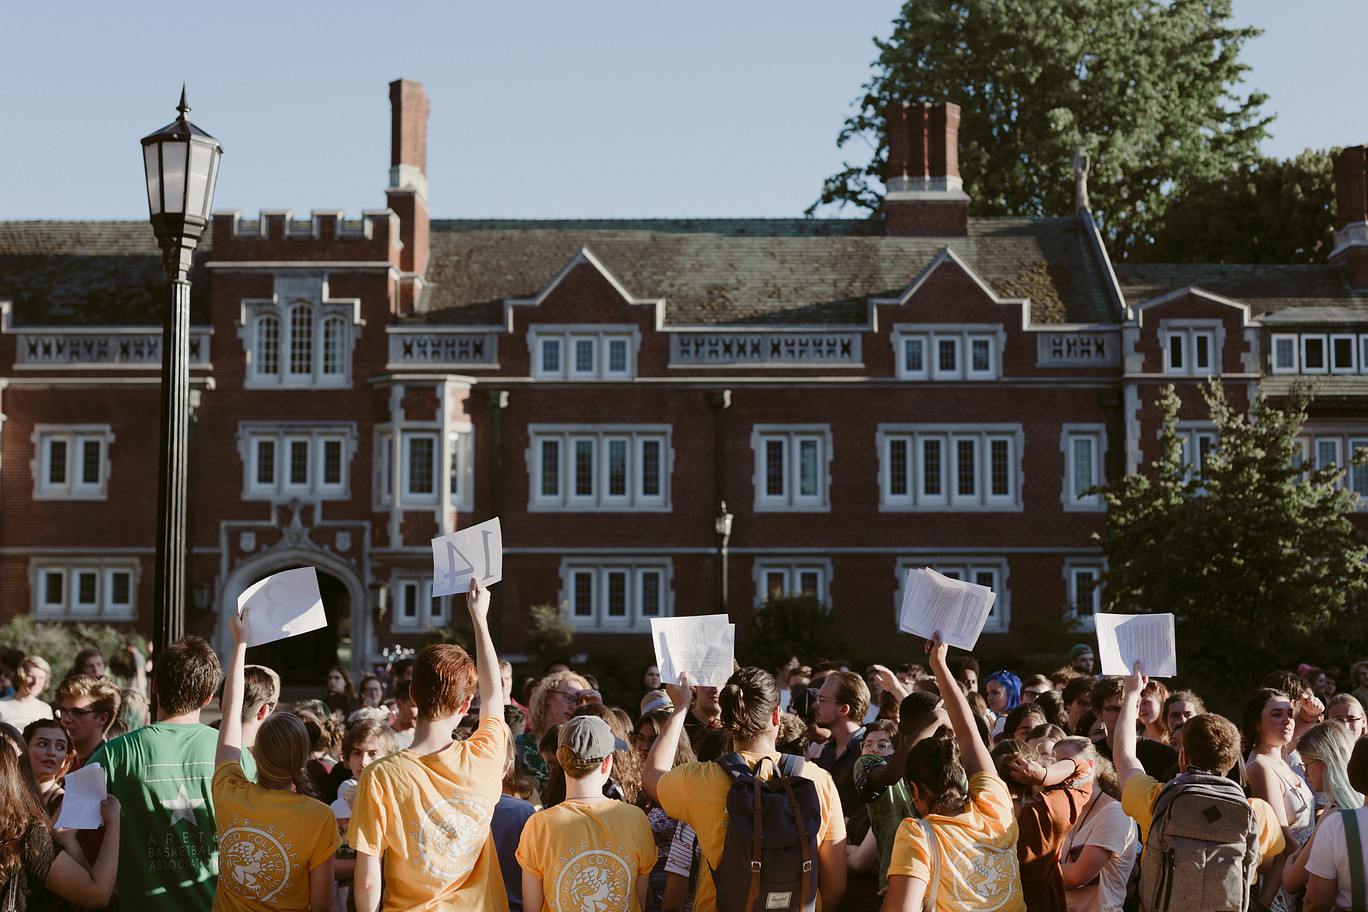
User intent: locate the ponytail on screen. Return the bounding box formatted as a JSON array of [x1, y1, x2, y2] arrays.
[[719, 667, 779, 740]]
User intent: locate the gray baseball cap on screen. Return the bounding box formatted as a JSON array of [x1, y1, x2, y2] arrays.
[[558, 715, 629, 762]]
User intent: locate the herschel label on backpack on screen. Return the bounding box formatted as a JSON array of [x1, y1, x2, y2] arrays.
[[1138, 771, 1260, 912], [709, 752, 823, 912]]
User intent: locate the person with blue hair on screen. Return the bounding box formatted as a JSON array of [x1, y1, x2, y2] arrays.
[[985, 670, 1022, 738]]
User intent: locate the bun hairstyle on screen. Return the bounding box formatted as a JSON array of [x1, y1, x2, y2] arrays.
[[904, 731, 968, 815], [252, 712, 318, 799], [719, 667, 780, 740]]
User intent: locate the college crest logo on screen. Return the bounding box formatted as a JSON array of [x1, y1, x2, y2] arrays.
[[220, 823, 295, 904], [409, 794, 490, 882], [553, 849, 632, 912]]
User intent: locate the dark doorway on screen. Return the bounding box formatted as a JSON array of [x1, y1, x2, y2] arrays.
[[243, 567, 349, 687]]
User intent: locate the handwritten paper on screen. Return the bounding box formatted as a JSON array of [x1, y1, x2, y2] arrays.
[[1095, 613, 1178, 677], [651, 615, 736, 688], [898, 567, 998, 651], [237, 568, 327, 647], [54, 762, 106, 830], [431, 518, 503, 597]]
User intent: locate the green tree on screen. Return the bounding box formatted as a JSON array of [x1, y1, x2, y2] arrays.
[[1093, 383, 1368, 710], [743, 591, 852, 673], [813, 0, 1271, 259], [1141, 150, 1338, 264]]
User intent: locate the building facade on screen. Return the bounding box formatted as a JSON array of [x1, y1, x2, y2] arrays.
[[3, 80, 1367, 678]]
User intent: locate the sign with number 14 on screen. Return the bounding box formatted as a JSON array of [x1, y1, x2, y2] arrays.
[[431, 517, 503, 597]]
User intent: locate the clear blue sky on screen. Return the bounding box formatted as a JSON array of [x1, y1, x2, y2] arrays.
[[1, 0, 1362, 221]]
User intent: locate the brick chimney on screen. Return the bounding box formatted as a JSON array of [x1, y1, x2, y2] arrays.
[[1332, 146, 1368, 287], [387, 79, 430, 312], [884, 101, 970, 236]]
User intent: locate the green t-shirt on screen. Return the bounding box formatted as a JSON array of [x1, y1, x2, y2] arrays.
[[88, 722, 219, 912], [239, 745, 256, 782], [854, 752, 914, 890]]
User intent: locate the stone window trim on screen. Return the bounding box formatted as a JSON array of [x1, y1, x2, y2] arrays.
[[1158, 319, 1222, 377], [526, 424, 672, 512], [237, 422, 357, 503], [1060, 424, 1108, 512], [558, 557, 673, 631], [753, 558, 832, 607], [32, 424, 113, 501], [390, 577, 450, 630], [527, 325, 641, 381], [32, 558, 138, 620], [751, 424, 833, 513], [374, 425, 474, 512], [876, 423, 1024, 512], [238, 285, 362, 389], [1063, 559, 1105, 632], [890, 324, 1006, 381]]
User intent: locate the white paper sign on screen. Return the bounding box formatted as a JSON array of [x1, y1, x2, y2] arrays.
[[430, 517, 503, 597], [54, 762, 106, 830], [237, 568, 327, 647], [651, 615, 736, 689], [1095, 612, 1178, 678], [897, 567, 998, 651]]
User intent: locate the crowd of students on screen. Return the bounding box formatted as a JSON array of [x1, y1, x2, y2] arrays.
[[5, 608, 1368, 912]]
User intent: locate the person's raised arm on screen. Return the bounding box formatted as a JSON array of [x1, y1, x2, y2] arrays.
[[868, 665, 910, 704], [1114, 662, 1146, 791], [45, 796, 120, 908], [466, 578, 500, 720], [216, 605, 250, 766], [643, 673, 692, 802], [867, 703, 947, 790], [927, 634, 992, 776]]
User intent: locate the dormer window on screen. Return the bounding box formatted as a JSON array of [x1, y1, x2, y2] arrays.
[[530, 326, 638, 380]]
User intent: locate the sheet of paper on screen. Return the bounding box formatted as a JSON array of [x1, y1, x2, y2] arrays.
[[897, 567, 998, 651], [431, 517, 503, 597], [1095, 613, 1178, 677], [54, 762, 106, 830], [651, 615, 736, 689], [237, 568, 327, 647]]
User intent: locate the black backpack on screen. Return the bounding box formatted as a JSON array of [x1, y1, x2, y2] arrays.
[[709, 752, 823, 912], [1138, 770, 1260, 912]]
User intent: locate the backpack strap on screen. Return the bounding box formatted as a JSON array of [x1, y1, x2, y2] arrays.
[[716, 752, 752, 780], [1343, 808, 1365, 912], [917, 819, 941, 912], [776, 756, 815, 907], [744, 755, 773, 912]]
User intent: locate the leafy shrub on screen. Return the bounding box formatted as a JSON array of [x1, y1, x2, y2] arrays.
[[0, 618, 145, 700]]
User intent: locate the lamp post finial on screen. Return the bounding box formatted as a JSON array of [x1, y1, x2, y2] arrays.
[[177, 84, 190, 120]]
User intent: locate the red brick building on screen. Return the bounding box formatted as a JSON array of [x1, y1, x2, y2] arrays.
[[3, 80, 1366, 679]]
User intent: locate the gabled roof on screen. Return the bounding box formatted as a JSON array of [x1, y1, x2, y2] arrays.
[[412, 217, 1119, 327], [0, 222, 212, 326], [1114, 263, 1362, 320]]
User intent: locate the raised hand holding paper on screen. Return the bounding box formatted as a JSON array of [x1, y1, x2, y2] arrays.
[[1095, 612, 1177, 677], [431, 517, 503, 597], [237, 568, 327, 647], [651, 615, 735, 689], [54, 762, 107, 830], [898, 567, 997, 651]]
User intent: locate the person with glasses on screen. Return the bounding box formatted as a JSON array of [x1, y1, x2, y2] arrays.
[[1088, 677, 1177, 781], [54, 673, 122, 772], [1326, 694, 1367, 741], [213, 664, 279, 784], [519, 669, 593, 790]]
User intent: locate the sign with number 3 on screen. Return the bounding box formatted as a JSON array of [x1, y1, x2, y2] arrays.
[[237, 567, 327, 647], [430, 517, 503, 597]]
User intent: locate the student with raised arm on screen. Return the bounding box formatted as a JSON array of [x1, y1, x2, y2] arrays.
[[350, 577, 509, 912], [884, 633, 1026, 912], [642, 666, 847, 912], [213, 605, 339, 912]]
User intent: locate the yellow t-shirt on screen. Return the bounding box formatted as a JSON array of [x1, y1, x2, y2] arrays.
[[1120, 772, 1286, 858], [211, 759, 341, 912], [887, 772, 1026, 912], [348, 715, 511, 912], [656, 751, 846, 912], [515, 797, 656, 912]]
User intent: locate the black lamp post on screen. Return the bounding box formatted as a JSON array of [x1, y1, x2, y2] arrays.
[[715, 501, 734, 615], [141, 88, 221, 654]]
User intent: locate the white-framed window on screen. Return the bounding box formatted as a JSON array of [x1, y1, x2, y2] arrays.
[[448, 429, 474, 513], [1294, 430, 1368, 503], [403, 432, 438, 503], [1064, 560, 1104, 630], [33, 425, 112, 500], [375, 428, 474, 511], [391, 578, 448, 629], [246, 299, 356, 388], [32, 559, 137, 619], [1062, 425, 1106, 510], [240, 424, 354, 501], [878, 425, 1021, 511], [1162, 324, 1217, 376], [559, 559, 672, 630], [1301, 335, 1329, 374], [1173, 423, 1218, 480], [892, 326, 1002, 381], [1270, 334, 1299, 374], [895, 557, 1009, 634], [752, 425, 832, 512], [529, 425, 670, 511], [753, 559, 831, 606], [1332, 335, 1358, 374], [529, 327, 638, 380]]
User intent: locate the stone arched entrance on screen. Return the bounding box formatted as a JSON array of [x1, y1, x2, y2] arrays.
[[217, 547, 368, 685]]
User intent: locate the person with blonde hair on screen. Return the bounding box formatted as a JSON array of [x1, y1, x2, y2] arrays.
[[519, 668, 594, 788], [0, 656, 53, 730], [54, 673, 122, 770], [1053, 736, 1137, 912], [213, 605, 338, 912]]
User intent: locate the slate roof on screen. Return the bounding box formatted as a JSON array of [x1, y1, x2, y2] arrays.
[[0, 222, 212, 326], [412, 217, 1120, 327], [1113, 263, 1365, 320]]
